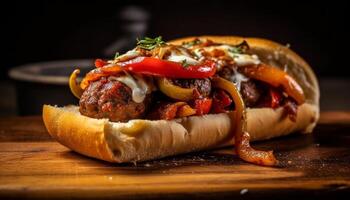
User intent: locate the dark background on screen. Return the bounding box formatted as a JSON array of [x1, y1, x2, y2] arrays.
[[1, 0, 349, 78], [0, 0, 349, 115]]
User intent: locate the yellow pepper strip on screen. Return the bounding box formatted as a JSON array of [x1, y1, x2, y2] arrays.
[[177, 104, 197, 118], [157, 77, 194, 101], [240, 64, 305, 105], [69, 69, 84, 99], [212, 77, 277, 166]]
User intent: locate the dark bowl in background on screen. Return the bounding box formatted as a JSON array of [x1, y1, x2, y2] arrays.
[[9, 60, 94, 115]]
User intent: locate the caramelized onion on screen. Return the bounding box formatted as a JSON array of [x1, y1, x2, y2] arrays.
[[80, 65, 124, 90], [157, 78, 194, 101], [177, 104, 197, 118], [212, 77, 278, 166], [69, 69, 84, 99], [149, 102, 196, 120]]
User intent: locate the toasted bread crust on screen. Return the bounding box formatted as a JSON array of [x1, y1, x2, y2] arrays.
[[42, 36, 320, 163], [43, 103, 318, 162]]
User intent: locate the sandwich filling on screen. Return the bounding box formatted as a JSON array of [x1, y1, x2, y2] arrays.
[[69, 36, 306, 166]]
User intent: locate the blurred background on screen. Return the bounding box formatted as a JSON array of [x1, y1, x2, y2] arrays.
[[1, 0, 349, 116]]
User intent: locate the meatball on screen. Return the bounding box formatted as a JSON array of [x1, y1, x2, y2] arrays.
[[218, 66, 261, 107], [79, 78, 149, 122], [172, 78, 211, 98], [241, 81, 261, 107], [283, 99, 298, 122], [218, 66, 234, 81]]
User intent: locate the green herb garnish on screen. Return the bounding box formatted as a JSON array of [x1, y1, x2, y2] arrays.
[[229, 40, 249, 54], [137, 36, 166, 50], [114, 52, 120, 59], [181, 59, 190, 68], [183, 38, 202, 47], [228, 47, 242, 54]]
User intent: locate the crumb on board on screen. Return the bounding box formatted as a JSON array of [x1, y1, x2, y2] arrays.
[[240, 188, 248, 195]]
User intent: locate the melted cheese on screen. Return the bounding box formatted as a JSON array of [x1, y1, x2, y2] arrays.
[[199, 45, 261, 66], [113, 49, 140, 63], [167, 53, 199, 65], [110, 74, 150, 103], [166, 47, 200, 66], [198, 45, 251, 89], [233, 54, 260, 66], [193, 48, 203, 58], [230, 68, 249, 90], [124, 49, 140, 57], [201, 44, 233, 54]]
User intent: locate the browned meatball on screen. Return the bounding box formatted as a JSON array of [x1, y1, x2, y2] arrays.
[[218, 66, 234, 81], [172, 78, 212, 98], [283, 99, 298, 122], [241, 81, 261, 107], [218, 66, 261, 107], [79, 78, 149, 122]]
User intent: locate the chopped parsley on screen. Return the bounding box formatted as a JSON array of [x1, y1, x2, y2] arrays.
[[228, 47, 242, 54], [229, 40, 249, 54], [181, 59, 190, 67], [114, 52, 120, 59], [183, 38, 202, 48], [136, 36, 166, 50]]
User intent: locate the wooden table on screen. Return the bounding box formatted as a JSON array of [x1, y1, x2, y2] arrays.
[[1, 112, 350, 199]]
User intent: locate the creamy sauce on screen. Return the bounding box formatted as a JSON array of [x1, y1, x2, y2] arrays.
[[199, 45, 261, 66], [193, 48, 204, 59], [233, 54, 260, 66], [166, 52, 199, 65], [113, 49, 140, 62], [110, 74, 150, 103], [197, 45, 252, 89], [201, 44, 233, 53], [230, 68, 249, 90], [166, 47, 200, 65], [123, 49, 140, 58]]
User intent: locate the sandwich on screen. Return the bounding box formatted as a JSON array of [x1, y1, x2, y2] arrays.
[[42, 36, 319, 166]]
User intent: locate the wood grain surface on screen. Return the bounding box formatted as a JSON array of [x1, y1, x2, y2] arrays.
[[0, 112, 350, 199]]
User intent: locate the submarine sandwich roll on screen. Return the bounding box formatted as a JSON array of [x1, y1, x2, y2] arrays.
[[43, 36, 319, 166]]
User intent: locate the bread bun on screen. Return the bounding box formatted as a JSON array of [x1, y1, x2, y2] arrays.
[[42, 36, 320, 163], [43, 103, 317, 162]]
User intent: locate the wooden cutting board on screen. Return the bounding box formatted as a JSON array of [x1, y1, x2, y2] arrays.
[[0, 112, 350, 199]]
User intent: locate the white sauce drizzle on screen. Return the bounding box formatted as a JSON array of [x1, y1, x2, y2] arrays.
[[123, 49, 140, 57], [166, 52, 199, 65], [193, 48, 204, 59], [233, 54, 260, 66], [113, 49, 140, 63], [109, 74, 150, 103], [201, 44, 232, 53], [230, 68, 249, 90], [199, 45, 261, 66]]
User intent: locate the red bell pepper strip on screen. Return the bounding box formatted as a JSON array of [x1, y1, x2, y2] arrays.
[[81, 57, 216, 89], [95, 59, 108, 68], [211, 89, 233, 113], [270, 88, 282, 109], [122, 57, 216, 79], [258, 88, 283, 109], [194, 98, 212, 115]]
